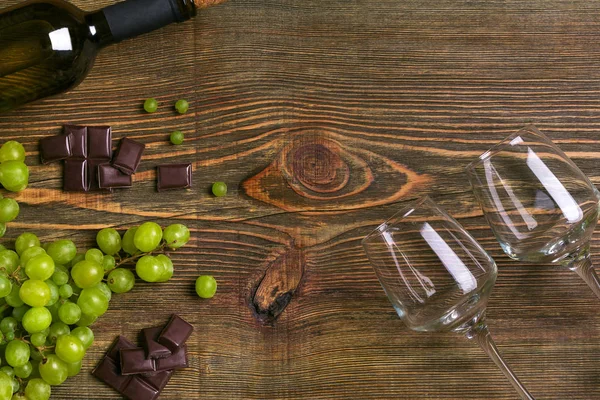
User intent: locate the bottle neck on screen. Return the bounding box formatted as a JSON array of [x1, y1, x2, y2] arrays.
[[86, 0, 197, 48]]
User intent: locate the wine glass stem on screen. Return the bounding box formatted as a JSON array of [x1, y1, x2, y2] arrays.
[[466, 322, 535, 400], [568, 253, 600, 300]]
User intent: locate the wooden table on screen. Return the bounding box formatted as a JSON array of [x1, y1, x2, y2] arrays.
[[2, 0, 600, 398]]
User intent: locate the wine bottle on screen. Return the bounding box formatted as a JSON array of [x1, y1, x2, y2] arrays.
[[0, 0, 225, 113]]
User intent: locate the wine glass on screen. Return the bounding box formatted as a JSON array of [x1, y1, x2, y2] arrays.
[[466, 125, 600, 299], [362, 196, 534, 399]]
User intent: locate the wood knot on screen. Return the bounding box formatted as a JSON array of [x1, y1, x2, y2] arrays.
[[242, 131, 431, 212], [288, 142, 349, 193]]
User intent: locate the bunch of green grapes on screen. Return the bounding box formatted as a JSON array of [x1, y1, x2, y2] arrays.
[[0, 222, 190, 399]]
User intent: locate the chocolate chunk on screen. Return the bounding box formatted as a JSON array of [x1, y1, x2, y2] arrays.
[[63, 159, 88, 192], [88, 160, 113, 192], [92, 357, 132, 393], [155, 345, 188, 372], [107, 335, 137, 361], [140, 370, 173, 391], [87, 126, 112, 159], [156, 163, 192, 192], [64, 125, 87, 158], [142, 326, 172, 359], [121, 376, 160, 400], [98, 164, 133, 189], [158, 314, 193, 352], [120, 348, 156, 375], [112, 138, 145, 175], [40, 134, 72, 164]]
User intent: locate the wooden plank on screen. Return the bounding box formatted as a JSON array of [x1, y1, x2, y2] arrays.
[[2, 0, 600, 398]]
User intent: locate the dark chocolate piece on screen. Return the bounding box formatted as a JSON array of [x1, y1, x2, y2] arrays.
[[107, 335, 137, 361], [87, 160, 112, 192], [155, 345, 188, 372], [156, 163, 192, 192], [121, 376, 160, 400], [87, 126, 112, 159], [142, 326, 172, 359], [140, 370, 173, 391], [158, 314, 193, 352], [64, 125, 87, 158], [40, 134, 72, 164], [63, 159, 88, 192], [98, 164, 132, 189], [120, 347, 156, 375], [92, 357, 132, 393], [112, 138, 145, 175]]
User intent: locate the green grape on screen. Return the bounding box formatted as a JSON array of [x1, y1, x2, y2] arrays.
[[0, 250, 18, 275], [84, 249, 103, 264], [0, 317, 17, 333], [0, 223, 5, 238], [169, 130, 184, 145], [156, 254, 173, 282], [48, 322, 70, 344], [135, 255, 165, 283], [58, 302, 81, 325], [44, 280, 59, 307], [70, 260, 103, 289], [30, 333, 46, 348], [13, 361, 32, 379], [121, 227, 139, 255], [174, 99, 189, 114], [55, 334, 85, 363], [4, 286, 24, 307], [51, 265, 69, 286], [102, 255, 116, 272], [94, 282, 112, 302], [0, 371, 11, 400], [22, 307, 52, 333], [70, 327, 94, 350], [4, 331, 14, 341], [58, 284, 73, 299], [20, 246, 46, 269], [0, 367, 13, 378], [65, 360, 82, 377], [10, 379, 18, 394], [25, 254, 55, 281], [24, 378, 51, 400], [163, 223, 190, 249], [0, 275, 11, 298], [28, 345, 43, 361], [46, 240, 77, 265], [0, 141, 25, 163], [39, 354, 68, 385], [195, 275, 217, 299], [0, 330, 4, 344], [77, 287, 109, 317], [11, 305, 30, 322], [133, 222, 162, 252], [5, 340, 30, 367], [107, 268, 135, 293], [96, 228, 121, 255], [75, 313, 97, 327], [0, 161, 29, 192], [18, 280, 50, 307], [0, 198, 19, 223], [69, 253, 85, 268], [211, 181, 227, 197], [15, 232, 40, 255], [143, 97, 158, 113]]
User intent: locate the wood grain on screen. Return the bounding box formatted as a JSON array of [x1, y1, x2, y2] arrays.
[[3, 0, 600, 398]]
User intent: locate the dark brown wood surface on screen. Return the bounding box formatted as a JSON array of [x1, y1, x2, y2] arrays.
[[2, 0, 600, 398]]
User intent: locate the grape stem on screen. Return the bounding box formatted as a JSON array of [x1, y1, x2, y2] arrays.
[[112, 242, 170, 272]]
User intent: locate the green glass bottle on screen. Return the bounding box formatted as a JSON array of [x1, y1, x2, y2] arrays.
[[0, 0, 223, 113]]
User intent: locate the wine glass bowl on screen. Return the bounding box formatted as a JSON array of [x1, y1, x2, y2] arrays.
[[363, 196, 534, 399], [466, 125, 600, 264], [363, 196, 497, 332]]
